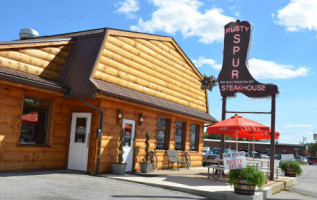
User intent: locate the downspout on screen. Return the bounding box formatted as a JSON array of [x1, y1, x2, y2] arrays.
[[81, 99, 103, 174]]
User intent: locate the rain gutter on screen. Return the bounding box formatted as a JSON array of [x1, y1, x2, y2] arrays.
[[80, 99, 103, 174]]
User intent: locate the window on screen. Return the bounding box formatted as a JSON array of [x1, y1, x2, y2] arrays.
[[156, 118, 169, 150], [19, 97, 51, 145], [190, 124, 198, 151], [175, 122, 185, 150]]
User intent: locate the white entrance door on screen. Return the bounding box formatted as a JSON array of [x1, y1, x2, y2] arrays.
[[122, 119, 136, 172], [68, 113, 91, 171]]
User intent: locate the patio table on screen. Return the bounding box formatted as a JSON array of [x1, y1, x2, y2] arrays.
[[207, 165, 225, 182]]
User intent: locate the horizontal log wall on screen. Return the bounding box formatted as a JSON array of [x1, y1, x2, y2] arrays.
[[0, 43, 72, 80], [0, 81, 99, 172], [94, 33, 207, 112], [99, 97, 204, 173]]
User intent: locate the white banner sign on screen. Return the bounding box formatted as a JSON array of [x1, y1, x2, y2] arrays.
[[314, 134, 317, 141], [223, 152, 246, 170], [281, 154, 294, 161]]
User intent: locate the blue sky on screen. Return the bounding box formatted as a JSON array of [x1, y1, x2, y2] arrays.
[[1, 0, 316, 144]]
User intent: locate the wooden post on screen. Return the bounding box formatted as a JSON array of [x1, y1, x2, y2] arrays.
[[220, 96, 227, 159], [270, 95, 276, 180]]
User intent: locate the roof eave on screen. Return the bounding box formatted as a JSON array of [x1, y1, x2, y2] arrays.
[[95, 88, 217, 123], [0, 73, 69, 93]]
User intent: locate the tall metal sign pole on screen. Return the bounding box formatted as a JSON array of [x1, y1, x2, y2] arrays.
[[269, 94, 276, 180], [201, 20, 278, 180], [217, 20, 279, 180], [220, 97, 227, 159]]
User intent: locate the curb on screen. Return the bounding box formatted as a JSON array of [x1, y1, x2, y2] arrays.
[[264, 177, 297, 199], [104, 174, 265, 200]]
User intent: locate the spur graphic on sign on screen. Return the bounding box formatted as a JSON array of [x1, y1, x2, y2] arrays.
[[218, 20, 278, 98]]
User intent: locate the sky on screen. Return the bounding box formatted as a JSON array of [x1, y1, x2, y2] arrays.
[[1, 0, 316, 144]]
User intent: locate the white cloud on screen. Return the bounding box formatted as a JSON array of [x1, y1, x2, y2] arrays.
[[192, 56, 222, 69], [115, 0, 140, 18], [284, 124, 313, 128], [274, 0, 317, 32], [248, 58, 309, 79], [130, 0, 234, 44], [279, 130, 314, 144]]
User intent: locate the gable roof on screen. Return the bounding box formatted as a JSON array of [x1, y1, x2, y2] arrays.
[[0, 28, 216, 123]]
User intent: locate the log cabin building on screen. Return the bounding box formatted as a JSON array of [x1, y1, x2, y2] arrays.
[[0, 28, 217, 173]]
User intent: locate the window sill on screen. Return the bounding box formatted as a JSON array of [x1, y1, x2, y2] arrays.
[[17, 144, 50, 147], [155, 149, 166, 152]]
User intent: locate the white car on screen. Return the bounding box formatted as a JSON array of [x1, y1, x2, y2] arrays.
[[260, 154, 270, 159], [300, 157, 308, 164]]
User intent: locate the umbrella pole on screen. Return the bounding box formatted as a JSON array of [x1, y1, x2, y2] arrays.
[[253, 134, 255, 160], [236, 130, 238, 152]]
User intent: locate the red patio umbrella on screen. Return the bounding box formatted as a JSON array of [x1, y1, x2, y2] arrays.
[[230, 131, 280, 140], [206, 114, 277, 154], [22, 112, 38, 124]]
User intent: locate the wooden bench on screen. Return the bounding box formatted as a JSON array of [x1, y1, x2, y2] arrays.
[[207, 165, 225, 182], [166, 150, 190, 170]]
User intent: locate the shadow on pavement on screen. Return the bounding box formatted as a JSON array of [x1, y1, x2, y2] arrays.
[[0, 169, 86, 177]]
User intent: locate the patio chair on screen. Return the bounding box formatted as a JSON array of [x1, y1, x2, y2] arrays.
[[167, 150, 191, 170]]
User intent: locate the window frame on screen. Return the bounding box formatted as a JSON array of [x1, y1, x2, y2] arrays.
[[18, 96, 52, 146], [156, 117, 170, 150], [190, 124, 199, 151], [175, 121, 186, 151]]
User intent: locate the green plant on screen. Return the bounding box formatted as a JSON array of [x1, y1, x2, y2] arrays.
[[143, 131, 150, 163], [308, 142, 317, 156], [228, 166, 267, 189], [118, 128, 125, 163], [280, 160, 303, 176], [88, 169, 97, 176]]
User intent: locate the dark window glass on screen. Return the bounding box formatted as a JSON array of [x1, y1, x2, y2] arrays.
[[157, 118, 168, 150], [74, 118, 87, 143], [19, 97, 51, 145], [175, 122, 184, 150], [190, 124, 198, 151]]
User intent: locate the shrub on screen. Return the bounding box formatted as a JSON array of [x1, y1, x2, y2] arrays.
[[228, 166, 267, 189], [118, 128, 125, 163], [280, 160, 302, 176], [144, 131, 150, 163]]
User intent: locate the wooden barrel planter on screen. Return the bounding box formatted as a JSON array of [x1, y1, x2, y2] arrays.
[[234, 180, 256, 195], [285, 167, 296, 177]]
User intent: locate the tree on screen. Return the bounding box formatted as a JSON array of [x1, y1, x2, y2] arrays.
[[308, 142, 317, 156]]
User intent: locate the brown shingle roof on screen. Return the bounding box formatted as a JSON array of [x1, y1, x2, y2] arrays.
[[0, 66, 69, 92], [92, 79, 217, 123]]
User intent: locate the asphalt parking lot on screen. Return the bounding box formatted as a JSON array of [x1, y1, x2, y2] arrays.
[[268, 164, 317, 200], [0, 170, 208, 200]]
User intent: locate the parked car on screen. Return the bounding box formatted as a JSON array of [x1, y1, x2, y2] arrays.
[[249, 151, 261, 158], [260, 154, 270, 159], [307, 156, 317, 165], [294, 156, 301, 162], [274, 154, 281, 160], [203, 147, 210, 156], [202, 148, 234, 166], [300, 157, 308, 164]]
